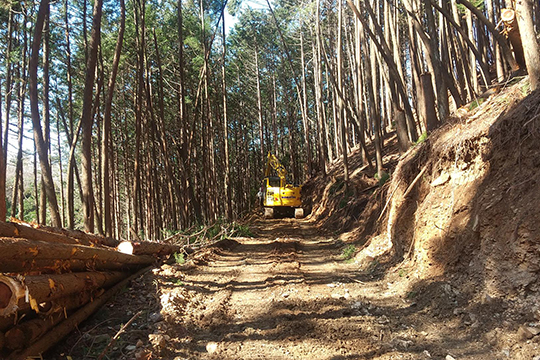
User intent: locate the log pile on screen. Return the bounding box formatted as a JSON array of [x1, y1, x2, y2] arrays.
[[0, 221, 185, 360]]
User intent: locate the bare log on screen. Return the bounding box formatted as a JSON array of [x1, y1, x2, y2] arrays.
[[8, 265, 153, 360], [5, 311, 65, 350], [0, 257, 146, 274], [0, 314, 16, 332], [33, 224, 120, 248], [501, 8, 526, 70], [0, 222, 93, 246], [0, 271, 128, 316], [0, 238, 156, 267], [4, 290, 98, 351], [119, 240, 184, 256]]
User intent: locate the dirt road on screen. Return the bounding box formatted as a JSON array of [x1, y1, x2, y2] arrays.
[[146, 219, 503, 360], [51, 219, 514, 359], [167, 219, 377, 359]]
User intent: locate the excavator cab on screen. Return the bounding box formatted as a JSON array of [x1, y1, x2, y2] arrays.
[[262, 153, 304, 219]]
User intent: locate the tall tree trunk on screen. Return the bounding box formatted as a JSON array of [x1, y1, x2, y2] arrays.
[[80, 0, 103, 232], [29, 0, 62, 227], [255, 46, 264, 161], [64, 0, 77, 229], [300, 27, 312, 177], [424, 0, 449, 122], [178, 0, 202, 225], [40, 7, 51, 224], [133, 0, 145, 234], [11, 75, 25, 220], [314, 3, 328, 175], [222, 12, 232, 219], [56, 114, 65, 226], [516, 0, 540, 90], [337, 0, 349, 183], [102, 0, 125, 236], [2, 4, 14, 172]]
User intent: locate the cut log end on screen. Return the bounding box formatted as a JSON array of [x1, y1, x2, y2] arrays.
[[501, 8, 515, 23], [0, 276, 25, 317], [5, 327, 24, 350], [0, 283, 12, 309]]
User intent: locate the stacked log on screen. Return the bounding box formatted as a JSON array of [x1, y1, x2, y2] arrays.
[[0, 221, 185, 359]]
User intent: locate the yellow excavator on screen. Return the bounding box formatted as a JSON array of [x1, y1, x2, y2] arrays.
[[260, 153, 304, 219]]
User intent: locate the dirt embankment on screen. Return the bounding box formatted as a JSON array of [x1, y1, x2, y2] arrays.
[[333, 79, 540, 358]]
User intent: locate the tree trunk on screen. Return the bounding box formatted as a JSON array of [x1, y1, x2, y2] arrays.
[[29, 0, 62, 227], [300, 28, 312, 177], [102, 0, 125, 237], [40, 6, 51, 225], [255, 46, 264, 164], [421, 72, 439, 132], [64, 0, 77, 229], [80, 0, 103, 232], [0, 271, 129, 317], [515, 0, 540, 90], [222, 14, 232, 219], [337, 0, 349, 183]]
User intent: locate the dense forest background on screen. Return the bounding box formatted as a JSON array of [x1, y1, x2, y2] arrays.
[[0, 0, 538, 240]]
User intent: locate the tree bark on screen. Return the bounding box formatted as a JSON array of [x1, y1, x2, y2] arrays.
[[80, 0, 103, 233], [29, 0, 62, 227], [515, 0, 540, 90], [421, 73, 439, 132], [0, 271, 129, 316], [102, 0, 125, 237]]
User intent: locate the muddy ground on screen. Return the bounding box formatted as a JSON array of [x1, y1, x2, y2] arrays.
[[49, 217, 540, 360]]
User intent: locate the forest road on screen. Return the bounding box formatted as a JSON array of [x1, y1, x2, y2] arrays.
[[158, 218, 500, 360], [51, 218, 501, 359], [168, 218, 382, 359]]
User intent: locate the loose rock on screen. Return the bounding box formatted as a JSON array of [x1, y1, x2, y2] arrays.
[[206, 341, 219, 354], [517, 325, 534, 341]]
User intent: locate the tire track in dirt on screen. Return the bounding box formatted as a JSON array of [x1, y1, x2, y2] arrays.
[[161, 220, 378, 359]]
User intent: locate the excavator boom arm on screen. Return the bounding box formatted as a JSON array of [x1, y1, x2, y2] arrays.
[[265, 153, 288, 183]]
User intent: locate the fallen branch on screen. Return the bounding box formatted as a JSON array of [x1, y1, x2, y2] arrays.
[[403, 164, 429, 198], [377, 180, 402, 222], [96, 310, 142, 360]]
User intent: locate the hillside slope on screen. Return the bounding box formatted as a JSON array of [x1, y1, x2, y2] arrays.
[[304, 78, 540, 358]]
